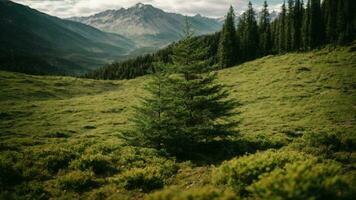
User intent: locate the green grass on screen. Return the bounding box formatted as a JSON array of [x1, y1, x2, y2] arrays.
[[0, 45, 355, 199]]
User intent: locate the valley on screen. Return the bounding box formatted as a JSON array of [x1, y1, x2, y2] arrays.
[[1, 46, 355, 199]]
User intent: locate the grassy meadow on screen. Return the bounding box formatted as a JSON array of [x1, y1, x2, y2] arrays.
[[0, 45, 355, 199]]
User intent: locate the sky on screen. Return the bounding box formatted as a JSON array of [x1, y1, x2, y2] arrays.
[[11, 0, 283, 18]]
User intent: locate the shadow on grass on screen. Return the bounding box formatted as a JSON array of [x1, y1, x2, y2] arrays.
[[170, 138, 285, 165]]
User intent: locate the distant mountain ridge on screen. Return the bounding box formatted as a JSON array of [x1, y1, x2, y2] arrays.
[[68, 3, 223, 48], [0, 0, 135, 75]]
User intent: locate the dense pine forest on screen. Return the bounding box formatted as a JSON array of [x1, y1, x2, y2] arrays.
[[85, 0, 356, 80], [1, 0, 356, 199]]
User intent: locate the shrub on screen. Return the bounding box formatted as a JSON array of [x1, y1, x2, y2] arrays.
[[27, 147, 77, 174], [118, 167, 164, 192], [146, 186, 237, 200], [248, 159, 356, 200], [212, 149, 310, 194], [57, 171, 96, 192], [0, 156, 23, 188], [70, 154, 116, 175]]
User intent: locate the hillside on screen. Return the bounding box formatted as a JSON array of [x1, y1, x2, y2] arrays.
[[68, 3, 222, 48], [0, 46, 355, 199], [0, 0, 135, 75]]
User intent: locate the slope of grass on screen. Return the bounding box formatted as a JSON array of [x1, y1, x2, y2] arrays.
[[0, 45, 355, 199]]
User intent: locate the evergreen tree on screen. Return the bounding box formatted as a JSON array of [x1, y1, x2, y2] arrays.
[[309, 0, 323, 48], [322, 0, 338, 43], [239, 2, 259, 60], [165, 18, 237, 154], [258, 1, 272, 56], [302, 0, 311, 49], [130, 18, 237, 155], [286, 0, 295, 51], [336, 0, 356, 44], [129, 63, 170, 149], [293, 0, 304, 50], [218, 6, 238, 69], [279, 2, 287, 52]]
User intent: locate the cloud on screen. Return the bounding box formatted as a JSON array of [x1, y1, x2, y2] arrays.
[[11, 0, 283, 18]]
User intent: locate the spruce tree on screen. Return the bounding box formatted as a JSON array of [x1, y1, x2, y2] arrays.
[[309, 0, 323, 48], [293, 0, 304, 50], [286, 0, 295, 51], [240, 1, 259, 60], [302, 0, 311, 50], [130, 18, 238, 155], [259, 1, 272, 56], [130, 63, 170, 149], [322, 0, 338, 43], [218, 6, 238, 69], [165, 18, 238, 154], [279, 2, 287, 52]]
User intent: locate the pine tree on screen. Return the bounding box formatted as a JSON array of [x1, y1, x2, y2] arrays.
[[302, 0, 311, 50], [130, 18, 238, 155], [293, 0, 304, 50], [279, 2, 287, 52], [258, 1, 272, 56], [286, 0, 295, 51], [239, 1, 259, 60], [165, 18, 238, 154], [322, 0, 338, 43], [309, 0, 323, 48], [218, 6, 238, 69], [129, 63, 170, 149]]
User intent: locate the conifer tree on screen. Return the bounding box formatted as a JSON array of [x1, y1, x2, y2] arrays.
[[165, 18, 237, 154], [218, 6, 238, 69], [130, 18, 237, 155], [285, 0, 295, 51], [279, 2, 287, 52], [309, 0, 323, 48], [302, 0, 311, 50], [129, 63, 170, 149], [258, 1, 272, 56], [239, 2, 259, 60], [293, 0, 304, 50]]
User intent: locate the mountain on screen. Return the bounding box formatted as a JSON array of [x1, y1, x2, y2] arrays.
[[68, 3, 222, 48], [0, 0, 136, 75]]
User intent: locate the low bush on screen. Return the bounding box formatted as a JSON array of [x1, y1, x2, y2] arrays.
[[0, 156, 23, 189], [70, 153, 116, 175], [248, 159, 356, 200], [118, 167, 164, 192], [26, 147, 77, 174], [212, 149, 310, 194], [146, 186, 237, 200], [57, 171, 96, 192]]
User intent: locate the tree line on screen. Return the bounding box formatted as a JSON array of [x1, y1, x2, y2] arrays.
[[218, 0, 356, 68], [86, 0, 356, 79]]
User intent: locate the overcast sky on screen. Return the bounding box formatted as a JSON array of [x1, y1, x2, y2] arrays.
[[12, 0, 283, 18]]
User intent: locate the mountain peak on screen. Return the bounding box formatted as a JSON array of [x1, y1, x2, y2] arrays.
[[133, 2, 153, 9]]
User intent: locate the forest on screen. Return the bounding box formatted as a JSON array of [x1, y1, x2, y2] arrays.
[[84, 0, 356, 80]]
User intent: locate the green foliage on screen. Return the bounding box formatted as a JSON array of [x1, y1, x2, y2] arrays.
[[29, 147, 78, 174], [57, 171, 96, 192], [70, 153, 115, 175], [118, 167, 164, 192], [0, 156, 23, 189], [237, 2, 259, 60], [130, 21, 238, 156], [218, 6, 238, 68], [212, 150, 310, 193], [0, 45, 355, 199], [146, 186, 237, 200], [248, 159, 356, 200]]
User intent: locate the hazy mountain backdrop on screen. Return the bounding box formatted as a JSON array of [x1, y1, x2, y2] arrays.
[[68, 3, 223, 48]]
